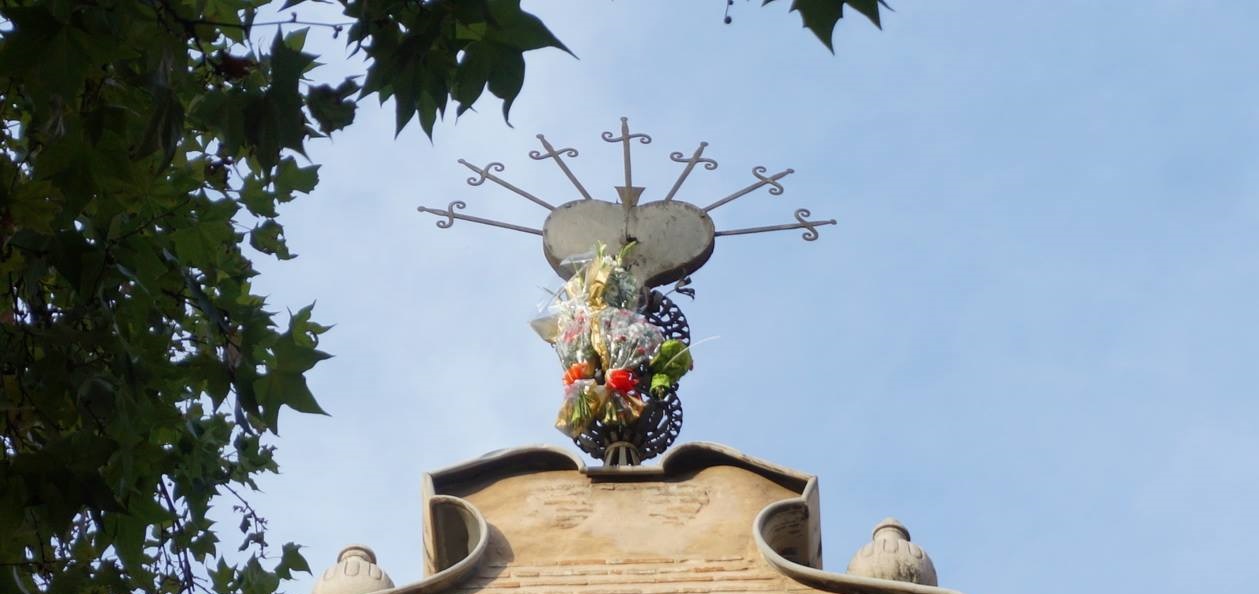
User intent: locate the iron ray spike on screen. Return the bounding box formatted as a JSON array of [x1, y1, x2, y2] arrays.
[[457, 158, 554, 210], [416, 202, 542, 236], [664, 141, 717, 203], [531, 134, 592, 201], [703, 166, 794, 212]]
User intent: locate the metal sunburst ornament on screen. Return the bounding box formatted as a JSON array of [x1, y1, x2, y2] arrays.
[[418, 117, 836, 466]]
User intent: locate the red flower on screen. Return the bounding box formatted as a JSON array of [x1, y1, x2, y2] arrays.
[[606, 368, 636, 392]]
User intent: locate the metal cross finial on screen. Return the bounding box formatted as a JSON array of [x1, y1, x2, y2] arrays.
[[602, 116, 651, 207], [664, 142, 718, 202], [419, 118, 839, 284], [416, 201, 542, 236], [458, 159, 554, 210], [530, 134, 592, 201], [714, 208, 837, 241], [704, 166, 795, 212]]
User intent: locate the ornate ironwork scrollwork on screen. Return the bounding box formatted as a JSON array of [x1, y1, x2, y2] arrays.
[[435, 201, 465, 228], [463, 161, 504, 186], [794, 208, 826, 241], [753, 165, 790, 195], [669, 145, 718, 171], [642, 289, 691, 344], [571, 290, 690, 463], [572, 384, 684, 464]]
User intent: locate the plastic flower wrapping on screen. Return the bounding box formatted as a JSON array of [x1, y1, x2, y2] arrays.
[[532, 243, 692, 438]]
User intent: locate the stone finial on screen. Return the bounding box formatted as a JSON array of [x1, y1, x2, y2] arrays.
[[845, 517, 938, 586], [311, 545, 395, 594]]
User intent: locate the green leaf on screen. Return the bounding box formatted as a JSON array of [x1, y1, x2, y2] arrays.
[[485, 44, 525, 123], [0, 9, 59, 78], [275, 542, 312, 580], [188, 352, 232, 408], [288, 303, 332, 344], [486, 0, 574, 55], [385, 31, 430, 137], [455, 21, 488, 41], [846, 0, 888, 28], [418, 90, 439, 139], [135, 85, 186, 172], [273, 305, 332, 369], [253, 370, 326, 430], [101, 513, 149, 570], [766, 0, 890, 51], [790, 0, 845, 52], [8, 180, 64, 233], [244, 94, 282, 171], [210, 558, 235, 593], [0, 8, 92, 99], [454, 43, 493, 116], [240, 176, 279, 218], [283, 27, 310, 52], [275, 157, 320, 195], [251, 304, 330, 428], [266, 30, 316, 155], [189, 531, 219, 562], [306, 79, 359, 134], [249, 219, 294, 260], [271, 336, 331, 375], [242, 556, 282, 594]]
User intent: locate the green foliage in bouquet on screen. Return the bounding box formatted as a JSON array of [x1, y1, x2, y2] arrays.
[[649, 339, 693, 394]]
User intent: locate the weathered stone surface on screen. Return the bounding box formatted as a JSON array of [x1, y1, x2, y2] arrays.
[[846, 518, 938, 586], [454, 465, 791, 565], [311, 545, 394, 594], [542, 200, 715, 287], [341, 443, 963, 594]]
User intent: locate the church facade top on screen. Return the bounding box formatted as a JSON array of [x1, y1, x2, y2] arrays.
[[304, 122, 967, 594], [310, 443, 962, 594]]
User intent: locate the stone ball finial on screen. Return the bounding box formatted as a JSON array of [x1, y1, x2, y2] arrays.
[[311, 545, 395, 594], [846, 517, 938, 586]]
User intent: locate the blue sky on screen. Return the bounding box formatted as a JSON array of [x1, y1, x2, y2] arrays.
[[242, 2, 1259, 593]]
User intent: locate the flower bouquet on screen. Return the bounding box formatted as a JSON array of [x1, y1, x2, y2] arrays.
[[533, 243, 693, 440]]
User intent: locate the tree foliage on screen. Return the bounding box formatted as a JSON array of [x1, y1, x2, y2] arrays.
[[0, 0, 885, 593], [764, 0, 890, 51]]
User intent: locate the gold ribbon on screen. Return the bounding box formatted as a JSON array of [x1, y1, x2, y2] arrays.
[[565, 244, 616, 367]]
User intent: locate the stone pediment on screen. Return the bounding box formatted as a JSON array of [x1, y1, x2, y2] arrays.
[[314, 443, 963, 594]]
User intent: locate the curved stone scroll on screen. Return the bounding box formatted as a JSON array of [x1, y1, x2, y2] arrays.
[[754, 495, 965, 594], [389, 495, 488, 594]]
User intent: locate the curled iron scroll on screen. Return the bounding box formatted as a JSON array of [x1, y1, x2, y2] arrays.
[[670, 147, 718, 170], [436, 201, 466, 229], [529, 146, 579, 160], [795, 208, 831, 241], [602, 116, 653, 145], [602, 131, 653, 144], [754, 166, 793, 196], [671, 276, 696, 300], [464, 162, 504, 186]]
